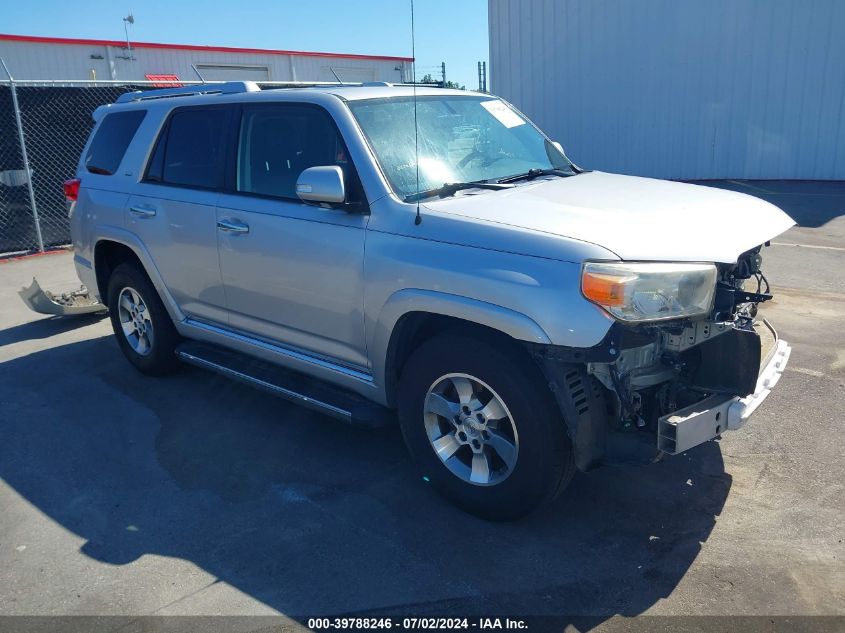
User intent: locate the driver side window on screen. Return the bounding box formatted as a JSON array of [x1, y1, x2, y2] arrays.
[[236, 104, 365, 204]]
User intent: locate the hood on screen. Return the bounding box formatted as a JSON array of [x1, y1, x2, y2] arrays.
[[421, 172, 795, 263]]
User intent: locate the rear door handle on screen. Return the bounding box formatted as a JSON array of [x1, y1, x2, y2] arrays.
[[129, 205, 156, 218], [217, 218, 250, 234]]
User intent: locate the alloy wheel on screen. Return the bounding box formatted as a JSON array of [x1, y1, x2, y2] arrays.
[[423, 373, 519, 486], [117, 286, 154, 356]]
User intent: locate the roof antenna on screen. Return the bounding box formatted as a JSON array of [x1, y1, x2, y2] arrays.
[[410, 0, 422, 225], [329, 67, 344, 84]]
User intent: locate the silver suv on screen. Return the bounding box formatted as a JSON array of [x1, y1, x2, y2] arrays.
[[68, 81, 794, 519]]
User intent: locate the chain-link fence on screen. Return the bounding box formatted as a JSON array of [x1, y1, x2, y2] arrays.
[[0, 83, 30, 254], [0, 81, 149, 254], [0, 79, 325, 256]]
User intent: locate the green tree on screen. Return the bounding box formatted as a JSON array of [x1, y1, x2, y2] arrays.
[[417, 73, 465, 90]]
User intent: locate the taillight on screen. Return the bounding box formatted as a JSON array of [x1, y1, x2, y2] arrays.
[[63, 178, 80, 201]]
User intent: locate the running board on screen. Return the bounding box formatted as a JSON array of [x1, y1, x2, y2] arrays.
[[175, 341, 392, 427]]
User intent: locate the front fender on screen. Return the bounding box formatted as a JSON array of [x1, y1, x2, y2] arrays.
[[369, 288, 552, 399]]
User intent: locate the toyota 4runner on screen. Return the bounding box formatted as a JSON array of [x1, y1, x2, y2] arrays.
[[67, 81, 794, 520]]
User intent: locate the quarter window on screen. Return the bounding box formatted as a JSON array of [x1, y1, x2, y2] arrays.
[[85, 110, 146, 175]]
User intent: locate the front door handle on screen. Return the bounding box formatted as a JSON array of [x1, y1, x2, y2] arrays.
[[129, 205, 156, 218], [217, 218, 250, 234]]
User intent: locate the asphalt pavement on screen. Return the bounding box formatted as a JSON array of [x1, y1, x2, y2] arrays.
[[0, 180, 842, 629]]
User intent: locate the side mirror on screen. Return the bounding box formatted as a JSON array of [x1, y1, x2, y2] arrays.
[[296, 166, 345, 205], [551, 141, 564, 154]]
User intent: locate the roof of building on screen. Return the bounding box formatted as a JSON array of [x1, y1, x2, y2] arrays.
[[0, 33, 414, 63]]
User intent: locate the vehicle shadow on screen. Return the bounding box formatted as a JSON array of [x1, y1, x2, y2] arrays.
[[0, 312, 107, 346], [0, 335, 731, 625]]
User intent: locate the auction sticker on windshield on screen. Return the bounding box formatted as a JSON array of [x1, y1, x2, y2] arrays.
[[480, 99, 526, 128]]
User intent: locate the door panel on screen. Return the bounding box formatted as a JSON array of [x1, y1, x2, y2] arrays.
[[123, 104, 232, 324], [216, 195, 368, 368], [126, 186, 226, 324], [215, 102, 369, 369]]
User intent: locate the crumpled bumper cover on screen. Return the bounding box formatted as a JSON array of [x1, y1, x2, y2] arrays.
[[18, 277, 105, 316]]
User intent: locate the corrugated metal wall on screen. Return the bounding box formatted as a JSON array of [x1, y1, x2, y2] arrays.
[[489, 0, 845, 180], [0, 39, 410, 84]]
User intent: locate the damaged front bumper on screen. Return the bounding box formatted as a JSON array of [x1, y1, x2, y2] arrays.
[[536, 246, 793, 468], [532, 317, 792, 470], [657, 328, 791, 454]]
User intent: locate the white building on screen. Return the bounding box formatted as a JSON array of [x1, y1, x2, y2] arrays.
[[489, 0, 845, 180], [0, 33, 413, 84]]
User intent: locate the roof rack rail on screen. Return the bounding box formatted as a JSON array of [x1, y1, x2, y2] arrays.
[[116, 81, 260, 103]]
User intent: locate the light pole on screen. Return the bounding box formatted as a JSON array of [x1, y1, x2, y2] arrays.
[[123, 13, 134, 61]]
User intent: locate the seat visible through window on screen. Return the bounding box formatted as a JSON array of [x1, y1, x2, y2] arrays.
[[237, 105, 358, 201]]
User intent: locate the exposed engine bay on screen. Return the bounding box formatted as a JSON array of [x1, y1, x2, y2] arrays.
[[533, 244, 788, 470], [591, 245, 771, 423]]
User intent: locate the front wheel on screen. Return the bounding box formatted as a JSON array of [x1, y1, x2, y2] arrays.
[[397, 333, 575, 520]]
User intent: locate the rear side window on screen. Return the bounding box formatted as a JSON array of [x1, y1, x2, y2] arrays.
[[145, 107, 229, 189], [84, 110, 146, 175]]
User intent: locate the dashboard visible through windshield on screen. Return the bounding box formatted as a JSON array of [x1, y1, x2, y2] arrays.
[[347, 95, 573, 200]]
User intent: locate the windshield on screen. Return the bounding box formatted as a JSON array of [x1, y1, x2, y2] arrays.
[[347, 95, 573, 200]]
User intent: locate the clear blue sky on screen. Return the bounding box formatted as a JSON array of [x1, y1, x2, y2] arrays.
[[0, 0, 489, 88]]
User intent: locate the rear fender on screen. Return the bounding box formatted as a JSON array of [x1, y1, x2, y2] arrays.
[[94, 226, 185, 323]]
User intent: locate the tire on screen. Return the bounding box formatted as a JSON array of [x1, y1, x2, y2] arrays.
[[107, 262, 181, 375], [397, 332, 575, 520]]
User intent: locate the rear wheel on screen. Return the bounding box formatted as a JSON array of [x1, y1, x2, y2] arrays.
[[397, 333, 574, 520], [107, 262, 180, 375]]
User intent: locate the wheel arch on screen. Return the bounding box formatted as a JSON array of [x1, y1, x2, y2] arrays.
[[93, 228, 184, 323], [373, 289, 552, 407]]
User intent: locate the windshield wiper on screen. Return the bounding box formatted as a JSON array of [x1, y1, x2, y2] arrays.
[[404, 181, 513, 203], [497, 168, 574, 184]]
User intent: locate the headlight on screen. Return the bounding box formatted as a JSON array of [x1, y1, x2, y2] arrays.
[[581, 262, 717, 322]]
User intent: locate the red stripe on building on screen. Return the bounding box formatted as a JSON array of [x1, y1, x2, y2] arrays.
[[0, 33, 414, 62]]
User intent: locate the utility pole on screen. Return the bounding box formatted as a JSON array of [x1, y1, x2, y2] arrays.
[[441, 61, 446, 88]]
